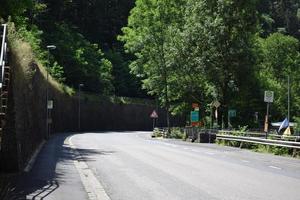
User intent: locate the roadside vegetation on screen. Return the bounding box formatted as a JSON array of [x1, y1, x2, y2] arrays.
[[120, 0, 300, 129], [217, 139, 300, 158], [152, 128, 186, 140], [0, 0, 299, 127]]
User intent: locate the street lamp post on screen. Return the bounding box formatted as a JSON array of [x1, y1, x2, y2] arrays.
[[78, 83, 84, 131], [46, 45, 56, 139]]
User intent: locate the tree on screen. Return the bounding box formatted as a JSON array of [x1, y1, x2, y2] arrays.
[[257, 0, 300, 39], [46, 23, 114, 94], [119, 0, 186, 130], [258, 33, 300, 121], [182, 0, 259, 127]]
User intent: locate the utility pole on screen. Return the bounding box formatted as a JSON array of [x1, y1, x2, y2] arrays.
[[46, 45, 56, 139], [288, 75, 290, 121]]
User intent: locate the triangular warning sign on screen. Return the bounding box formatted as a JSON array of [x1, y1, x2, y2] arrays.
[[150, 110, 158, 118]]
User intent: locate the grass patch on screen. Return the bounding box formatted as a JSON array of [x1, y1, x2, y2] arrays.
[[152, 128, 163, 138], [151, 127, 186, 140], [217, 139, 299, 157], [7, 21, 75, 96]]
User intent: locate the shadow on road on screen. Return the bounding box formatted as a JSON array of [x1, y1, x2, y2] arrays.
[[6, 133, 115, 200]]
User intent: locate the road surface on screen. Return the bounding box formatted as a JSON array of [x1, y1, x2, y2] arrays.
[[14, 131, 300, 200]]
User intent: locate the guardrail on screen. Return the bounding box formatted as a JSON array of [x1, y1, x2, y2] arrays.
[[216, 134, 300, 149], [218, 130, 300, 141], [0, 24, 7, 87], [153, 127, 300, 149], [219, 130, 266, 137]]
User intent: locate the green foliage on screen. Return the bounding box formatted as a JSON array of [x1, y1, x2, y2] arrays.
[[257, 33, 300, 120], [255, 145, 291, 156], [169, 128, 186, 140], [49, 62, 66, 83], [258, 0, 300, 39], [119, 0, 187, 128], [2, 0, 300, 128], [105, 49, 146, 97], [152, 128, 163, 138], [120, 0, 261, 128], [219, 140, 293, 156], [294, 117, 300, 134], [8, 18, 66, 83], [0, 0, 34, 18], [45, 23, 114, 94]]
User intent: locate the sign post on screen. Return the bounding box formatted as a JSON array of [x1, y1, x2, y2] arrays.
[[212, 100, 221, 128], [47, 100, 53, 139], [264, 91, 274, 137]]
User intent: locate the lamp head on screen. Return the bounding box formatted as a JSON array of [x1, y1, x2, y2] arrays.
[[46, 45, 56, 50]]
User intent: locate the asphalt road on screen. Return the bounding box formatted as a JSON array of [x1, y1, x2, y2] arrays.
[[15, 131, 300, 200]]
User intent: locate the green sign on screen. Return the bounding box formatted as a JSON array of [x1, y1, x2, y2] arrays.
[[228, 109, 236, 118], [191, 111, 199, 122]]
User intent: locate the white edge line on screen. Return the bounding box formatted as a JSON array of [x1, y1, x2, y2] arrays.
[[241, 160, 250, 163], [68, 135, 111, 200], [24, 140, 46, 172], [268, 165, 282, 170]]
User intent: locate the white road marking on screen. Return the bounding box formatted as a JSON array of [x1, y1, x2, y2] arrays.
[[241, 160, 250, 163], [205, 152, 215, 155], [269, 165, 282, 170], [183, 147, 190, 150], [68, 136, 111, 200], [163, 143, 177, 148]]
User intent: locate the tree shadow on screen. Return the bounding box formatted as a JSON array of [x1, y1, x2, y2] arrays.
[[7, 133, 115, 200]]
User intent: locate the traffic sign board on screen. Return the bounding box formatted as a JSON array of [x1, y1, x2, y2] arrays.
[[192, 103, 199, 108], [150, 110, 158, 118], [47, 100, 53, 109], [191, 111, 199, 122], [213, 100, 221, 108], [264, 91, 274, 103], [228, 109, 236, 117]]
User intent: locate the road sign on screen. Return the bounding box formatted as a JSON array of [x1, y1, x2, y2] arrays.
[[192, 103, 199, 109], [228, 109, 236, 118], [191, 111, 199, 122], [191, 122, 201, 127], [150, 110, 158, 118], [47, 100, 53, 109], [264, 91, 274, 103], [213, 100, 221, 108]]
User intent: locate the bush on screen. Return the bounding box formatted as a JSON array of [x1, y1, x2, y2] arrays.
[[169, 128, 186, 140], [152, 128, 163, 138]]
